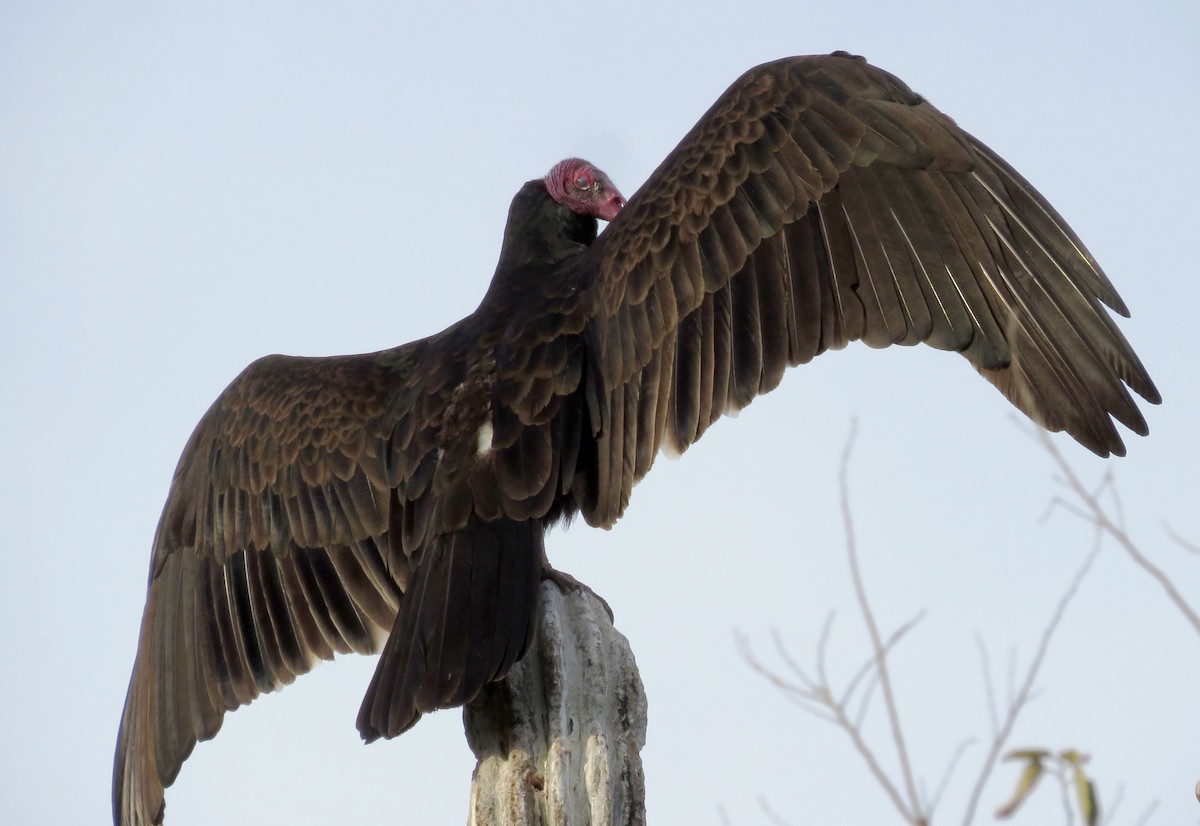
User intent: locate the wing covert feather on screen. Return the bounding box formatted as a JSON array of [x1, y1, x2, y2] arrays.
[[573, 52, 1157, 528]]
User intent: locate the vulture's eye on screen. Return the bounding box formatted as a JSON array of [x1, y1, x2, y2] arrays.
[[575, 175, 592, 191]]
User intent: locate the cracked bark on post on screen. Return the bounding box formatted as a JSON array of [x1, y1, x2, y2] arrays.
[[464, 580, 648, 825]]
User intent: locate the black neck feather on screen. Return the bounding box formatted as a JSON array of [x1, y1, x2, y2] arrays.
[[495, 180, 597, 273]]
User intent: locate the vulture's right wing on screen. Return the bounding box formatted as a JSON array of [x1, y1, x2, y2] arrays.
[[559, 52, 1157, 527]]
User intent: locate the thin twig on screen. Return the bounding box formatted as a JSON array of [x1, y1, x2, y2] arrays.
[[841, 611, 926, 710], [1005, 645, 1017, 711], [959, 545, 1101, 826], [737, 631, 839, 723], [738, 439, 931, 825], [738, 621, 919, 817], [1132, 798, 1159, 826], [930, 737, 976, 816], [770, 625, 821, 691], [1101, 471, 1126, 533], [758, 797, 796, 821], [826, 689, 915, 820], [975, 635, 999, 737], [743, 639, 835, 721], [1100, 783, 1123, 826], [1164, 522, 1200, 555], [852, 669, 880, 731], [759, 795, 793, 825], [812, 615, 836, 693], [1054, 765, 1077, 826], [840, 419, 924, 824], [1031, 428, 1200, 639]]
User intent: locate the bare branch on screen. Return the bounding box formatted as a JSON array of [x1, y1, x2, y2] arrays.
[[743, 424, 1183, 826], [739, 626, 915, 818], [839, 420, 925, 824], [959, 545, 1100, 826], [737, 424, 939, 824], [1029, 427, 1200, 639], [828, 697, 916, 821], [737, 631, 839, 723]]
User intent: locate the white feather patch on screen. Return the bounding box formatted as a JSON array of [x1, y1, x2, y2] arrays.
[[476, 421, 494, 455]]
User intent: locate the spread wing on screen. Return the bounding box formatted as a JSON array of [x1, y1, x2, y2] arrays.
[[113, 331, 479, 826], [552, 52, 1158, 527]]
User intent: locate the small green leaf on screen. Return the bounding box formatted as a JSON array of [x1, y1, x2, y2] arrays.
[[1059, 749, 1087, 766], [1072, 764, 1099, 826], [1004, 748, 1051, 763], [995, 752, 1047, 819]]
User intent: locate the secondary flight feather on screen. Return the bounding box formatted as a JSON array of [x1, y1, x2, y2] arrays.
[[113, 52, 1159, 826]]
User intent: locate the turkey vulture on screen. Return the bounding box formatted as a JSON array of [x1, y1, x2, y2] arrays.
[[113, 52, 1159, 826]]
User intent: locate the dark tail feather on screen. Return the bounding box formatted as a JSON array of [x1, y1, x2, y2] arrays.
[[356, 518, 542, 742]]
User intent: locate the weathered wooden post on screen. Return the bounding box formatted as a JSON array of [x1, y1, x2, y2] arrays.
[[464, 582, 647, 825]]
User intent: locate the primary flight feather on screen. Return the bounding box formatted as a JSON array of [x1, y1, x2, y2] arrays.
[[113, 52, 1159, 826]]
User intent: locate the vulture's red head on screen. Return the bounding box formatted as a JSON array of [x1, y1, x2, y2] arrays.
[[544, 158, 625, 222]]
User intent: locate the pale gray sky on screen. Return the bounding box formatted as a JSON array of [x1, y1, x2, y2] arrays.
[[3, 2, 1197, 824]]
